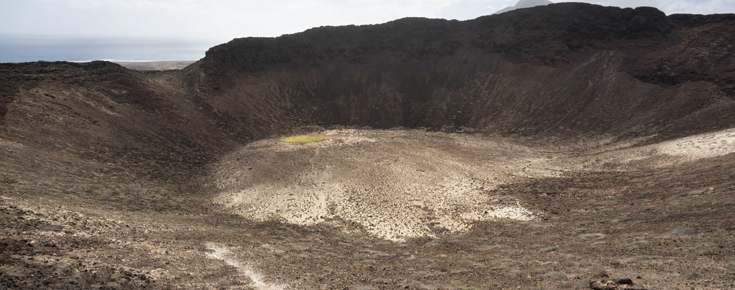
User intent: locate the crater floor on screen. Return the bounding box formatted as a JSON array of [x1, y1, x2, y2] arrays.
[[2, 129, 735, 290], [211, 129, 550, 241]]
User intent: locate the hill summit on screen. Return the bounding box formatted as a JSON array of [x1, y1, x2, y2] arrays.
[[495, 0, 553, 14]]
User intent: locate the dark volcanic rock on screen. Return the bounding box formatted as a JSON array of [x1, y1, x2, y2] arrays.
[[202, 4, 673, 70], [623, 13, 735, 95], [3, 4, 733, 145], [589, 278, 634, 290], [187, 4, 733, 140]]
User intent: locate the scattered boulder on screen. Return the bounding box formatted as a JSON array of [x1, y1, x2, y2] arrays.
[[589, 278, 634, 290]]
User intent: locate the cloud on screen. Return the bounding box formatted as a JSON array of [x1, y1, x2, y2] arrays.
[[5, 0, 470, 40], [555, 0, 735, 14], [1, 0, 733, 41]]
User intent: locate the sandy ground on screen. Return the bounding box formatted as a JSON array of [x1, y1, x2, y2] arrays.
[[211, 130, 549, 241], [572, 128, 735, 170]]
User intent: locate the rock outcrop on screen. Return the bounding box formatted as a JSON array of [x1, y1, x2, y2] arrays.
[[184, 4, 734, 144]]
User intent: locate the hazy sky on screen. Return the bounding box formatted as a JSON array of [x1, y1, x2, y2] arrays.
[[1, 0, 733, 43]]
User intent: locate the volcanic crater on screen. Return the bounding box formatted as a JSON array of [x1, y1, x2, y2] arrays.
[[2, 3, 735, 290]]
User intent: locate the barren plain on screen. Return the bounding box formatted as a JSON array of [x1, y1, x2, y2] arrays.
[[1, 3, 735, 290]]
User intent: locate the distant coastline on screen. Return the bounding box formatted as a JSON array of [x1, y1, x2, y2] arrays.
[[113, 60, 196, 71], [0, 35, 220, 63]]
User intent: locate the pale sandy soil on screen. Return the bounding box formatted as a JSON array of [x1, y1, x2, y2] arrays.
[[574, 128, 735, 170], [211, 130, 550, 241]]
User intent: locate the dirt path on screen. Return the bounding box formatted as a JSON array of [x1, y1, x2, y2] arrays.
[[206, 243, 287, 290]]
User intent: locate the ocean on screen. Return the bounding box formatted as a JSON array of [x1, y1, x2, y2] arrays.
[[0, 35, 222, 63]]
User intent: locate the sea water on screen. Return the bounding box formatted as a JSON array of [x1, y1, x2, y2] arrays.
[[0, 35, 221, 63]]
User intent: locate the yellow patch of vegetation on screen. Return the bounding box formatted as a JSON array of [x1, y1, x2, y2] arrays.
[[281, 134, 330, 144]]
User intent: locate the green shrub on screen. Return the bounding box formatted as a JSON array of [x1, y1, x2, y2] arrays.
[[281, 134, 330, 144], [546, 271, 568, 281], [539, 247, 557, 253], [110, 272, 125, 280], [0, 174, 16, 184], [512, 269, 529, 279], [700, 250, 718, 256]]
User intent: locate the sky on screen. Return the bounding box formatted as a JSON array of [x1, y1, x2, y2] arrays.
[[1, 0, 733, 62], [1, 0, 734, 43]]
